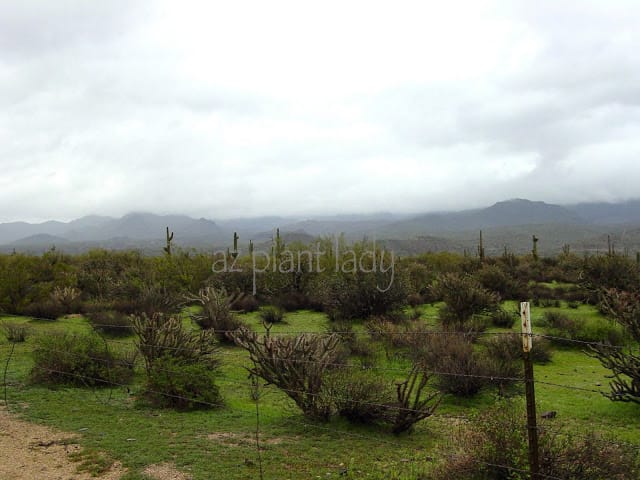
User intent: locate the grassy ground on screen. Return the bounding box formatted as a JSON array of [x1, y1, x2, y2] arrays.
[[1, 302, 639, 479]]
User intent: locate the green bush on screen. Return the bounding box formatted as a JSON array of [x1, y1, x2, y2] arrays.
[[366, 317, 422, 350], [542, 311, 625, 346], [87, 311, 133, 337], [144, 355, 222, 410], [20, 300, 66, 320], [274, 291, 317, 312], [327, 322, 377, 360], [318, 261, 409, 321], [324, 365, 440, 434], [490, 309, 516, 328], [407, 293, 424, 307], [482, 333, 552, 366], [231, 294, 260, 313], [324, 368, 393, 424], [188, 287, 245, 343], [0, 321, 30, 342], [433, 273, 500, 328], [132, 312, 222, 409], [475, 264, 526, 300], [578, 320, 626, 345], [259, 305, 286, 324], [431, 399, 640, 480], [418, 334, 490, 396], [31, 332, 134, 386]]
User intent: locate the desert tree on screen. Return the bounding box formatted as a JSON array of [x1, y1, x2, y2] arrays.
[[588, 289, 640, 403]]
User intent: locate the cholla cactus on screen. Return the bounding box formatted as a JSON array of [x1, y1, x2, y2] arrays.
[[50, 286, 81, 310], [131, 312, 218, 373], [232, 325, 341, 420], [390, 365, 441, 434], [186, 286, 244, 343]]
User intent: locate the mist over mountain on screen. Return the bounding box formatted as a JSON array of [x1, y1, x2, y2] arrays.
[[1, 199, 639, 255], [568, 200, 640, 225], [383, 199, 585, 237]]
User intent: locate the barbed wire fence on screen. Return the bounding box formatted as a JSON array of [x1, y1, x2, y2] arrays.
[[1, 305, 639, 480]]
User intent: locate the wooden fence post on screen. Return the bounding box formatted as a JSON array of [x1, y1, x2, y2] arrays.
[[521, 301, 540, 479]]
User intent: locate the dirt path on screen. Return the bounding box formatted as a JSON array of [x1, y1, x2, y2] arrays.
[[0, 408, 195, 479], [0, 408, 125, 480]]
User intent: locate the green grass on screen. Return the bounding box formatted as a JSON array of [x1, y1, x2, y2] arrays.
[[1, 302, 639, 479]]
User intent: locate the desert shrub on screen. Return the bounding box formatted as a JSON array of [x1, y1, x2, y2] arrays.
[[126, 284, 180, 315], [20, 300, 65, 320], [87, 311, 133, 337], [588, 289, 640, 403], [232, 325, 341, 420], [31, 332, 133, 386], [366, 317, 419, 351], [564, 288, 586, 303], [480, 335, 522, 392], [542, 311, 625, 346], [0, 321, 30, 342], [50, 286, 82, 314], [132, 312, 220, 372], [144, 355, 222, 410], [259, 305, 286, 324], [530, 337, 553, 364], [451, 315, 491, 343], [319, 263, 409, 321], [433, 273, 500, 328], [407, 293, 424, 307], [231, 294, 260, 313], [541, 430, 640, 479], [327, 321, 377, 360], [482, 334, 522, 363], [539, 298, 559, 308], [475, 264, 526, 300], [132, 312, 222, 409], [432, 399, 640, 480], [188, 286, 245, 343], [578, 320, 626, 345], [581, 254, 640, 293], [274, 290, 316, 312], [490, 309, 516, 328], [418, 334, 491, 396], [80, 300, 117, 315], [541, 311, 577, 332], [482, 333, 552, 366], [324, 365, 440, 434], [408, 306, 423, 320], [324, 368, 393, 424]]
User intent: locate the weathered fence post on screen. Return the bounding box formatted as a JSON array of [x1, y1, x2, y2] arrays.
[[521, 301, 540, 479]]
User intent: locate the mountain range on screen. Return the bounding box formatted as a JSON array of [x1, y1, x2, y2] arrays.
[[2, 199, 639, 255]]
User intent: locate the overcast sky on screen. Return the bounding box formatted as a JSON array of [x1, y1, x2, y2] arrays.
[[1, 0, 639, 222]]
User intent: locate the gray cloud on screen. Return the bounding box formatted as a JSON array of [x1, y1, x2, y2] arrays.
[[1, 0, 639, 222]]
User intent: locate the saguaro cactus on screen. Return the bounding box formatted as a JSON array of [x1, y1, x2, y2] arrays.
[[477, 230, 485, 261], [163, 227, 174, 256], [232, 232, 239, 259], [273, 228, 284, 259]]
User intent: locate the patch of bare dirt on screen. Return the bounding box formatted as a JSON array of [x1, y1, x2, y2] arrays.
[[0, 408, 125, 479], [205, 431, 298, 446], [143, 462, 192, 480]]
